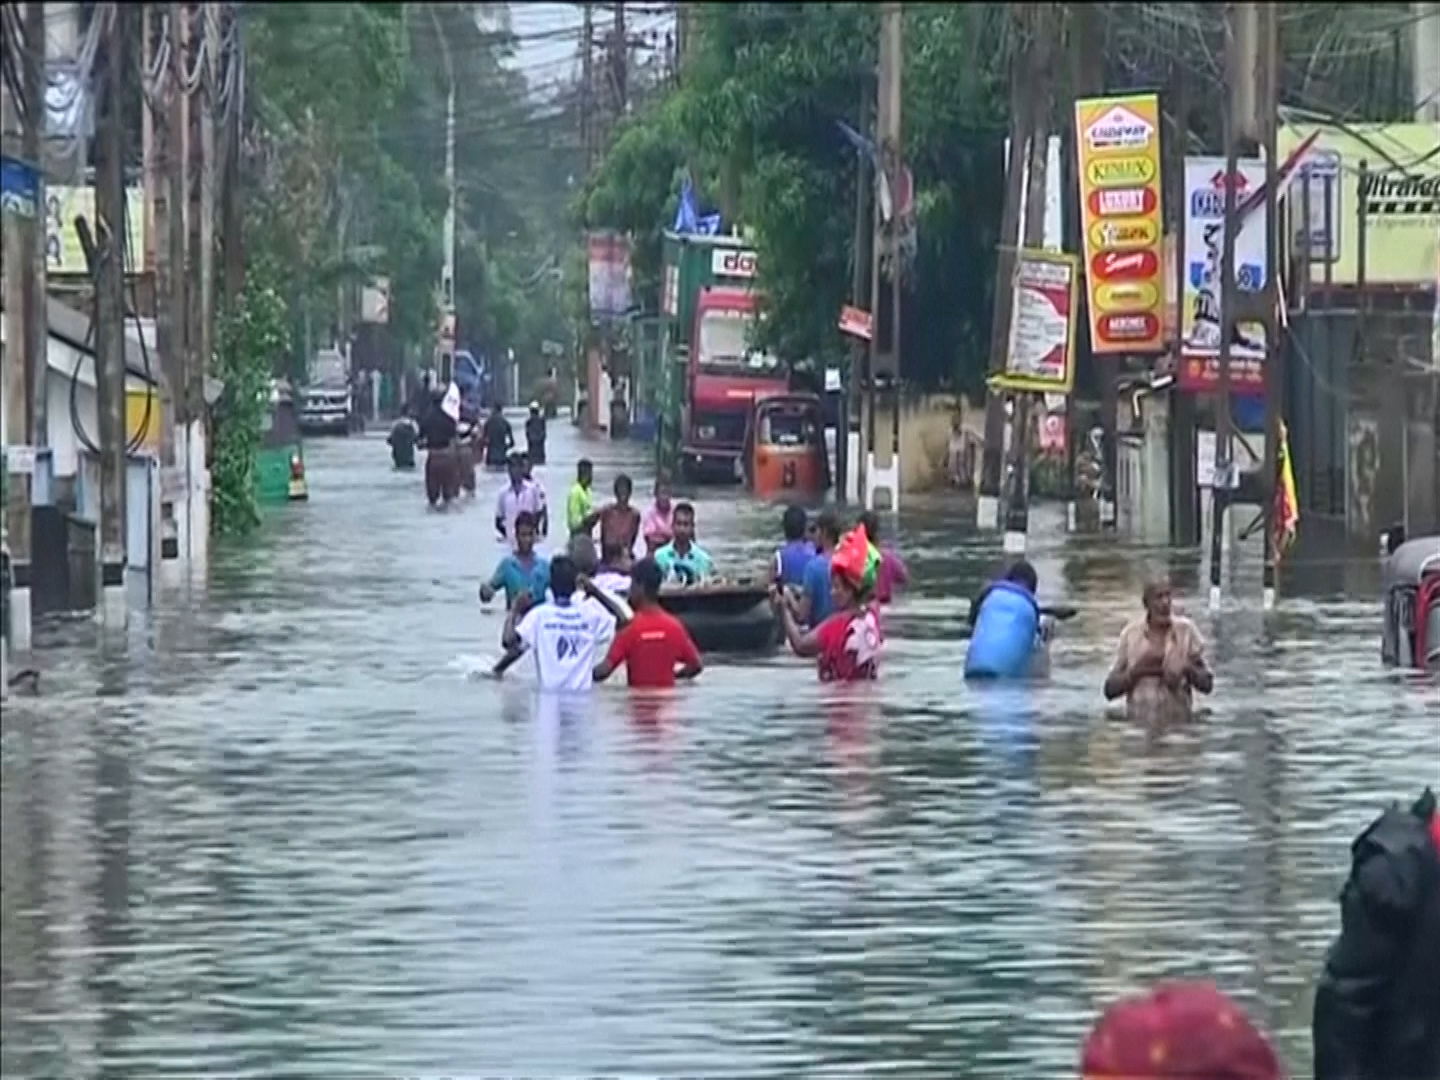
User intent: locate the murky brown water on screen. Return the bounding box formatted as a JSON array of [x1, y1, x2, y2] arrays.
[[3, 419, 1436, 1079]]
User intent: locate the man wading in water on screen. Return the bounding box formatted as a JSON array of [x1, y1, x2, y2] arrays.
[[1103, 580, 1214, 720]]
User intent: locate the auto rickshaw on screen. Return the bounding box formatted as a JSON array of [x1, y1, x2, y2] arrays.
[[1381, 534, 1440, 670], [255, 379, 309, 504], [741, 392, 830, 502]]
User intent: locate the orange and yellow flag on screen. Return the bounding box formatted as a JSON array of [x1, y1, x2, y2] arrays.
[[1275, 420, 1299, 556]]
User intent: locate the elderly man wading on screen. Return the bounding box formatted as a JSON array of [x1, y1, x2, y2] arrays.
[[1103, 580, 1214, 721]]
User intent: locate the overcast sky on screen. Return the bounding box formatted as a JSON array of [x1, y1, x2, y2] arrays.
[[507, 3, 675, 99]]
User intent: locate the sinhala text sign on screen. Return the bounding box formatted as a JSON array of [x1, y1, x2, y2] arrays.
[[993, 249, 1078, 394], [1179, 156, 1267, 393]]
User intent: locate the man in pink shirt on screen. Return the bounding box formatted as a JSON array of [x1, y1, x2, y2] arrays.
[[859, 511, 909, 605]]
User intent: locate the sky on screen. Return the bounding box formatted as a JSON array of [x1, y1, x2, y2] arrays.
[[506, 2, 676, 99]]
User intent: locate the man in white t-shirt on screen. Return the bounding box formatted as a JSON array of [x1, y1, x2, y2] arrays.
[[492, 556, 627, 690]]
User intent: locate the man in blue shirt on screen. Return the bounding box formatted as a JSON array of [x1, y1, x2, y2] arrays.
[[654, 502, 715, 584], [964, 560, 1041, 680], [794, 511, 841, 627], [773, 504, 815, 589], [479, 511, 551, 609]]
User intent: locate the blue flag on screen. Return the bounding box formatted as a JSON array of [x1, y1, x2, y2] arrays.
[[672, 175, 722, 236]]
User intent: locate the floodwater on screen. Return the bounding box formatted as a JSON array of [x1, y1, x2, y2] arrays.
[[2, 417, 1436, 1080]]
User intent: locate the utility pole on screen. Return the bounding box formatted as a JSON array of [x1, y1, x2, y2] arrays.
[[97, 2, 132, 626], [581, 1, 595, 171], [1065, 1, 1103, 533], [200, 2, 218, 407], [221, 4, 243, 310], [23, 1, 46, 467], [1166, 58, 1198, 546], [1003, 2, 1055, 555], [1, 12, 33, 656], [148, 4, 178, 569], [862, 1, 902, 512], [430, 4, 456, 386], [979, 3, 1033, 530], [1, 3, 43, 657], [1209, 1, 1253, 611], [161, 2, 191, 566], [1259, 4, 1282, 610], [841, 80, 872, 507], [612, 1, 628, 119]]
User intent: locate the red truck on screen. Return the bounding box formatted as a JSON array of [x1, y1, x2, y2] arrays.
[[659, 234, 789, 482]]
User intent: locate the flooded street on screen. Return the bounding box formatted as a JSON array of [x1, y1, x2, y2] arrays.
[[3, 418, 1436, 1079]]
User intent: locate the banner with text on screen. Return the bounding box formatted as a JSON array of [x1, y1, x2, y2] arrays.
[[1074, 93, 1166, 355], [1178, 156, 1267, 393]]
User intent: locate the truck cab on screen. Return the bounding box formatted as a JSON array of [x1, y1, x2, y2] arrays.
[[683, 287, 786, 476], [659, 232, 788, 483]]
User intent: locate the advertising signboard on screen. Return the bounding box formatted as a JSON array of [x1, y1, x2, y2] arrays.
[[1074, 93, 1167, 354]]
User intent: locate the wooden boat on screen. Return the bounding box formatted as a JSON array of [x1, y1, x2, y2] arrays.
[[657, 581, 780, 655]]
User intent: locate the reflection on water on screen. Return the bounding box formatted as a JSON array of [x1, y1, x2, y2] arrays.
[[3, 428, 1437, 1079]]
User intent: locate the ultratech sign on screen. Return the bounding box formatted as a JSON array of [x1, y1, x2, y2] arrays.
[[1278, 122, 1440, 286], [711, 248, 758, 279], [1362, 172, 1440, 216]]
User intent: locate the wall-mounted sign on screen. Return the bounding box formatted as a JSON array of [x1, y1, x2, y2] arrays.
[[1075, 93, 1166, 355], [45, 185, 147, 275], [837, 304, 872, 341], [1279, 122, 1440, 286]]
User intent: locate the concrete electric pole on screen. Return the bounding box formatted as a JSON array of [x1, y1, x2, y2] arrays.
[[979, 3, 1034, 530], [96, 2, 132, 626], [1208, 1, 1259, 611], [430, 4, 456, 386], [862, 1, 903, 512], [1, 1, 47, 655]]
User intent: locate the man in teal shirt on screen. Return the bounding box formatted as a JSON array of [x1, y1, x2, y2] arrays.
[[479, 511, 551, 609], [654, 501, 715, 585]]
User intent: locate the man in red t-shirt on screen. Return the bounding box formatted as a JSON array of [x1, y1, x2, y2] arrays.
[[593, 558, 703, 688]]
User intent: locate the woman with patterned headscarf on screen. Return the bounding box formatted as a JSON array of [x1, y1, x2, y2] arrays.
[[1081, 981, 1284, 1080], [771, 527, 882, 682]]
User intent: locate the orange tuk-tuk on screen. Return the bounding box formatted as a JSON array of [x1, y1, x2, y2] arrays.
[[742, 392, 830, 501]]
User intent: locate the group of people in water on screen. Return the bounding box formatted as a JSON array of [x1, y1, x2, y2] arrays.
[[475, 455, 1220, 719]]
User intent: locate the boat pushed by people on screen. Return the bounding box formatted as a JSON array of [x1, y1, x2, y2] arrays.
[[1381, 533, 1440, 671], [657, 579, 781, 655]]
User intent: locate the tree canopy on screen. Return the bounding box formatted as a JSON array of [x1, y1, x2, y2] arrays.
[[241, 2, 581, 381], [580, 1, 1419, 395]]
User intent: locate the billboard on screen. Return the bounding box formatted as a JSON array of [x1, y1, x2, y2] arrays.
[[587, 231, 632, 319], [1279, 122, 1440, 286], [1074, 93, 1167, 354], [45, 185, 146, 275]]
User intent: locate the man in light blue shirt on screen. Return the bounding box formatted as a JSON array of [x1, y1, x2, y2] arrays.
[[653, 501, 715, 585], [479, 511, 550, 609]]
